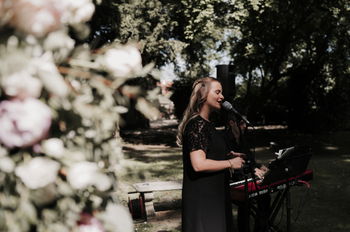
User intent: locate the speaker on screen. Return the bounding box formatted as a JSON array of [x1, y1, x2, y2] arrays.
[[216, 64, 236, 102]]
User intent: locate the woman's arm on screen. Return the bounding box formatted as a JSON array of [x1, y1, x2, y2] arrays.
[[190, 149, 244, 172]]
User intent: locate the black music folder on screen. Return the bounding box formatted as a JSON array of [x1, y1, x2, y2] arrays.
[[261, 145, 312, 185]]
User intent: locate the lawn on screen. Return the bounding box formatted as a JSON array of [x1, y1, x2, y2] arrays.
[[119, 120, 350, 232]]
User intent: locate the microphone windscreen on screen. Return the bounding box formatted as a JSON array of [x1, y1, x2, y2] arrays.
[[221, 101, 233, 111]]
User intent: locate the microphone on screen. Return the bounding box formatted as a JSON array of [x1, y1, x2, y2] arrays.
[[221, 101, 251, 125]]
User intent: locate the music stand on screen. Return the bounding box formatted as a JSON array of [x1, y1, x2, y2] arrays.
[[260, 145, 312, 232], [261, 145, 312, 185], [230, 145, 313, 232]]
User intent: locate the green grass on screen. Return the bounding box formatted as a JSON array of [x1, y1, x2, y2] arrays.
[[120, 128, 350, 232], [119, 143, 182, 232]]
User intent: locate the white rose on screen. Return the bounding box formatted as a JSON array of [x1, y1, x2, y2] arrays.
[[10, 0, 65, 37], [0, 98, 52, 148], [34, 53, 69, 97], [61, 0, 95, 25], [44, 30, 75, 62], [67, 162, 111, 191], [41, 138, 65, 158], [0, 146, 7, 157], [0, 156, 15, 173], [15, 157, 60, 189], [2, 69, 42, 99], [98, 45, 143, 78], [98, 204, 133, 232]]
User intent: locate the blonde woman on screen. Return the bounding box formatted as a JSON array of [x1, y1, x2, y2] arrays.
[[177, 77, 245, 232]]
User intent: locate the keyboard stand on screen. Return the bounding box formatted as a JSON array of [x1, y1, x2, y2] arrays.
[[269, 184, 291, 232], [249, 181, 295, 232], [231, 169, 313, 232]]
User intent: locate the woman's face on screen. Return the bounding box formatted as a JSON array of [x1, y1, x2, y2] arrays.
[[205, 81, 224, 111]]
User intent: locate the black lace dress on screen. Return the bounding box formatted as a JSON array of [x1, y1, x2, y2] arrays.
[[181, 115, 234, 232]]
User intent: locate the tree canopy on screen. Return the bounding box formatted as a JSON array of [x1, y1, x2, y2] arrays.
[[91, 0, 350, 131]]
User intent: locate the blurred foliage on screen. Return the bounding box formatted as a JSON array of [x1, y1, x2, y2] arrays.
[[0, 0, 162, 231]]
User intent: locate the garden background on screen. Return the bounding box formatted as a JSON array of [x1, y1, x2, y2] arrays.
[[0, 0, 349, 232]]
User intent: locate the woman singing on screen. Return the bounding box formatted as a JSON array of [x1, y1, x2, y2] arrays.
[[177, 77, 245, 232]]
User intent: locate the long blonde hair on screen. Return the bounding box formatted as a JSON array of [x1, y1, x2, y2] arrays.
[[176, 77, 219, 146]]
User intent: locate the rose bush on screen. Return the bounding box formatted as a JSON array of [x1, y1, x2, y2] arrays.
[[0, 0, 159, 231]]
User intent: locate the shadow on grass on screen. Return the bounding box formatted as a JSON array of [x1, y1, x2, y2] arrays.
[[120, 127, 178, 147], [123, 147, 181, 163], [121, 124, 350, 232]]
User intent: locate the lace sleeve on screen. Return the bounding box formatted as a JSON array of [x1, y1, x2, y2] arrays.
[[185, 117, 210, 153]]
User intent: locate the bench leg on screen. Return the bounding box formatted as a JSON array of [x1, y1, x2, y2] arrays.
[[142, 192, 156, 219]]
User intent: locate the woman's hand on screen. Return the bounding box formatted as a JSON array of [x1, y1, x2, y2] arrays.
[[254, 167, 267, 179], [228, 157, 245, 169], [260, 165, 269, 172]]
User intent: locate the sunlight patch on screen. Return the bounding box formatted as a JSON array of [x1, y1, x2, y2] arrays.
[[254, 146, 270, 152], [324, 145, 339, 151]]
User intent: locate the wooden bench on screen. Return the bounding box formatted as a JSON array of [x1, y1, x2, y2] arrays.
[[128, 180, 182, 220]]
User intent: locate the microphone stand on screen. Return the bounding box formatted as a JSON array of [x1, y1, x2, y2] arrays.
[[243, 168, 250, 232], [225, 110, 258, 231], [242, 155, 260, 231], [242, 123, 262, 231]]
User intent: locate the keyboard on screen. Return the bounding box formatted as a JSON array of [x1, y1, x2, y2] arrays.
[[230, 169, 313, 201]]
